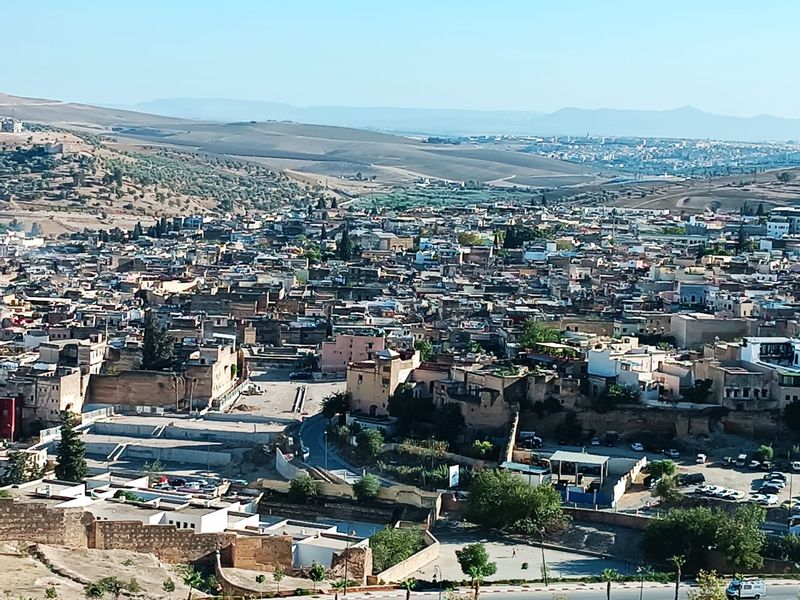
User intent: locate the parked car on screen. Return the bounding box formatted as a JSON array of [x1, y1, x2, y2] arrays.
[[758, 495, 779, 507], [696, 453, 707, 464], [721, 456, 734, 466], [630, 442, 644, 452], [760, 460, 773, 471], [748, 460, 761, 469], [765, 472, 787, 482], [792, 461, 800, 472], [760, 484, 782, 496], [289, 371, 313, 380], [735, 454, 748, 467], [679, 472, 706, 486], [664, 449, 680, 458], [590, 437, 601, 446]]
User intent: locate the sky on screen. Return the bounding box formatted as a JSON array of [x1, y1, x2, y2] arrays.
[[5, 0, 800, 117]]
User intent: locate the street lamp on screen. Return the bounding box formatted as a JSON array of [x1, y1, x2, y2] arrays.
[[324, 429, 329, 470], [539, 527, 549, 587], [637, 565, 644, 600], [433, 565, 442, 600]]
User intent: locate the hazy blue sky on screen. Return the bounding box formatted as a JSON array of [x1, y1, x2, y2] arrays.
[[6, 0, 800, 117]]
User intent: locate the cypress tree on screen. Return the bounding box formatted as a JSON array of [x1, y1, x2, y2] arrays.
[[141, 310, 174, 370], [55, 411, 87, 482], [337, 221, 353, 261]]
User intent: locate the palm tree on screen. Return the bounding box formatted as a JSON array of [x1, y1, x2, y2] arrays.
[[668, 555, 686, 600], [401, 578, 416, 600], [181, 566, 204, 600], [600, 569, 620, 600]]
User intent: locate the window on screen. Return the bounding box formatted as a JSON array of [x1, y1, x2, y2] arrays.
[[357, 375, 363, 384], [382, 378, 390, 387]]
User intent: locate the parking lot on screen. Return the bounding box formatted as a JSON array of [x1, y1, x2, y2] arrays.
[[233, 369, 345, 418], [541, 435, 799, 513]]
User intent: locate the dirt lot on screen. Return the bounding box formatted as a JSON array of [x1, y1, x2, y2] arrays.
[[0, 542, 191, 600]]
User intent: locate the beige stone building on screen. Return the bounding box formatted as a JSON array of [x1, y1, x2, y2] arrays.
[[346, 349, 420, 416]]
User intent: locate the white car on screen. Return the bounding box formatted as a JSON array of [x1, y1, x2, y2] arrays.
[[630, 442, 644, 452], [695, 484, 713, 494], [712, 488, 730, 498], [758, 495, 779, 507], [792, 461, 800, 472], [705, 486, 726, 496], [664, 449, 680, 458]]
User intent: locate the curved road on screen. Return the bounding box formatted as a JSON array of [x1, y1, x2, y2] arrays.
[[301, 414, 359, 473]]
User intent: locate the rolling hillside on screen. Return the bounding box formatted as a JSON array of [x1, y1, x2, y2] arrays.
[[0, 93, 594, 187]]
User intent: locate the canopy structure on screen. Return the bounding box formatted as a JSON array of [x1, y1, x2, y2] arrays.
[[548, 451, 609, 486]]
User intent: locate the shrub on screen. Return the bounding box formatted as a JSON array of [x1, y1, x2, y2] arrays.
[[370, 527, 426, 573], [353, 473, 380, 502]]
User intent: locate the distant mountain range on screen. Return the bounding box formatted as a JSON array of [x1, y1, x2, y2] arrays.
[[128, 99, 800, 142]]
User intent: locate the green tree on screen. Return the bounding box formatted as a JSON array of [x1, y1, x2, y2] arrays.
[[356, 429, 384, 461], [321, 391, 349, 419], [273, 564, 285, 594], [143, 458, 164, 486], [599, 569, 620, 600], [669, 555, 685, 600], [370, 527, 426, 572], [353, 473, 380, 502], [308, 562, 326, 592], [181, 566, 204, 600], [289, 472, 321, 502], [755, 444, 774, 461], [140, 310, 174, 371], [457, 232, 483, 246], [401, 578, 416, 600], [337, 220, 353, 261], [653, 477, 681, 504], [1, 450, 41, 485], [717, 504, 765, 570], [602, 384, 640, 405], [471, 440, 494, 458], [649, 460, 677, 480], [644, 506, 765, 570], [414, 339, 434, 361], [687, 570, 727, 600], [456, 543, 497, 600], [467, 469, 566, 534], [519, 320, 561, 349], [55, 410, 87, 482]]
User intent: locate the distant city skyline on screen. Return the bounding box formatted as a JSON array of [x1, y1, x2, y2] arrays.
[[5, 0, 800, 118]]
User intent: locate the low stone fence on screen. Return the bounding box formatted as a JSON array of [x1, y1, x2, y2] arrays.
[[563, 506, 652, 530]]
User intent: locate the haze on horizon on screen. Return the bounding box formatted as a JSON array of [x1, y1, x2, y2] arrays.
[[6, 0, 800, 119]]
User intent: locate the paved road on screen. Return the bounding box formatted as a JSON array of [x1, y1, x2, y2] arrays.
[[301, 414, 358, 473], [344, 581, 800, 600]]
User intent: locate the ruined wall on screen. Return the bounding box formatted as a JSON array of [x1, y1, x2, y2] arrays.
[[329, 546, 372, 586], [88, 371, 187, 407], [91, 520, 235, 565], [230, 535, 293, 570], [0, 500, 91, 548]]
